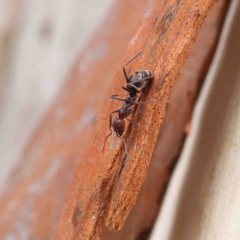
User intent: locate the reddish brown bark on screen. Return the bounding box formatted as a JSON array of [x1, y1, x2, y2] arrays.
[[101, 0, 229, 239], [54, 0, 219, 239]]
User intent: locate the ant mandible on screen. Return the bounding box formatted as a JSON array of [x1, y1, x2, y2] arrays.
[[102, 49, 153, 157]]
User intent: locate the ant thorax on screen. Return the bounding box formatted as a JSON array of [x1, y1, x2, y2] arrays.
[[125, 96, 135, 104]]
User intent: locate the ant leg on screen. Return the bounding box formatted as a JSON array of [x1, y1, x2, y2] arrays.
[[110, 95, 126, 102], [123, 67, 129, 83], [122, 74, 153, 95], [126, 75, 153, 85], [102, 109, 120, 152], [125, 108, 133, 117], [132, 100, 152, 105], [141, 75, 153, 81], [102, 131, 115, 153], [126, 118, 138, 127], [122, 86, 136, 95], [116, 133, 132, 160], [109, 109, 119, 132], [125, 109, 138, 127]]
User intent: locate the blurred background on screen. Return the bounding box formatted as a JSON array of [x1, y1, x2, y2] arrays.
[[0, 0, 114, 190]]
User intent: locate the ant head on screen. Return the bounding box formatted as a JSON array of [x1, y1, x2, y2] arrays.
[[127, 70, 153, 93]]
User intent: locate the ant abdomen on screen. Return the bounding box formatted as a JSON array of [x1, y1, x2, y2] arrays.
[[113, 119, 125, 136]]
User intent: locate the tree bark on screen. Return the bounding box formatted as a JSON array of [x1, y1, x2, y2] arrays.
[[101, 0, 229, 239], [54, 0, 219, 239]]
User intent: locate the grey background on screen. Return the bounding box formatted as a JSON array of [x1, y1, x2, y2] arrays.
[[0, 0, 114, 191]]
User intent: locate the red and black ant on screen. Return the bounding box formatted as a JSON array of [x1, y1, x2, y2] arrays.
[[102, 49, 153, 157]]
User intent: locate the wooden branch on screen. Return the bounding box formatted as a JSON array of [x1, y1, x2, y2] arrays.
[[105, 0, 221, 231], [54, 0, 219, 239], [101, 0, 229, 238]]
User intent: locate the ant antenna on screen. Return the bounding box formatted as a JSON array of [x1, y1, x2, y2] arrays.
[[124, 42, 156, 68], [124, 49, 144, 68]]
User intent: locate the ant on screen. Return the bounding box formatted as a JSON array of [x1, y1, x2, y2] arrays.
[[102, 49, 153, 158]]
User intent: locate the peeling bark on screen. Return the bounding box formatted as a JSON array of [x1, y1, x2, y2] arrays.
[[54, 0, 219, 239], [101, 0, 229, 239]]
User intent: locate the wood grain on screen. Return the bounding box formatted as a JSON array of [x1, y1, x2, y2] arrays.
[[101, 0, 229, 238], [54, 0, 219, 239]]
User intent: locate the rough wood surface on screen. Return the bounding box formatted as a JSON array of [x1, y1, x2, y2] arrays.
[[101, 0, 229, 238], [54, 0, 218, 239]]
